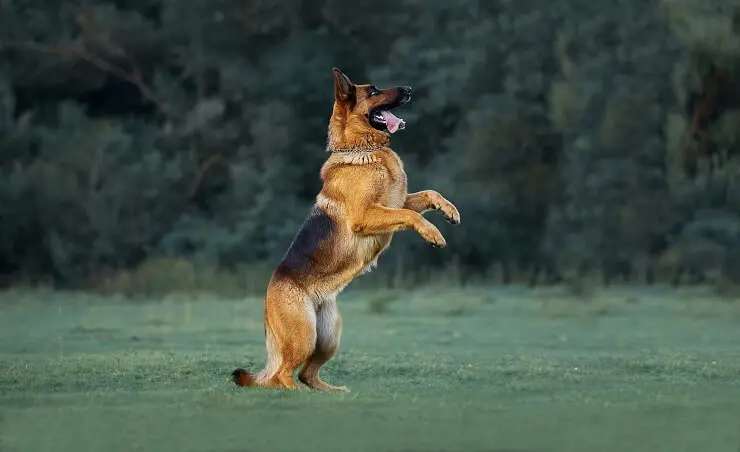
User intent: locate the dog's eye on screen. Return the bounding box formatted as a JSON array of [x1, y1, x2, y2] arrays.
[[369, 87, 380, 97]]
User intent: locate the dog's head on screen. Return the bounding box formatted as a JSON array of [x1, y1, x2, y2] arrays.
[[328, 67, 411, 150]]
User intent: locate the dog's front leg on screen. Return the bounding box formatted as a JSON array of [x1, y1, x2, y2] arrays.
[[351, 204, 447, 247], [404, 190, 460, 224]]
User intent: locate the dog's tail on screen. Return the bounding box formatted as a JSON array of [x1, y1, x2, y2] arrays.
[[231, 367, 258, 386], [231, 324, 282, 388]]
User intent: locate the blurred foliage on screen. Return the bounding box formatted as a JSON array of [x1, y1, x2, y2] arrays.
[[3, 0, 740, 293]]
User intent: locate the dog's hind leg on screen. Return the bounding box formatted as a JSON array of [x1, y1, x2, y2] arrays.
[[299, 297, 349, 392], [264, 282, 317, 390]]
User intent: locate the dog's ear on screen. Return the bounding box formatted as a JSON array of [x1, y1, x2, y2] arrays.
[[332, 67, 355, 102]]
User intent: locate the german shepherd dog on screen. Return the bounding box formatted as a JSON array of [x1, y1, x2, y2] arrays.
[[231, 68, 460, 391]]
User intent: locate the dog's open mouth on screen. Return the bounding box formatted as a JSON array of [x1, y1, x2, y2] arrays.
[[370, 109, 406, 134], [368, 87, 411, 134]]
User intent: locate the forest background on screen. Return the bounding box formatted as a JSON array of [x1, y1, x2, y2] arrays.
[[2, 0, 740, 297]]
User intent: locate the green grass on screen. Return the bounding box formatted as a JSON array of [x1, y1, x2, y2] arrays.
[[1, 285, 740, 452]]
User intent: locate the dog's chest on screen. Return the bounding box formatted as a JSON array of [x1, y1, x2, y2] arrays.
[[380, 155, 408, 208]]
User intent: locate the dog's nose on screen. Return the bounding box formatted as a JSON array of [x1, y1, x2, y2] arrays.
[[399, 86, 412, 96]]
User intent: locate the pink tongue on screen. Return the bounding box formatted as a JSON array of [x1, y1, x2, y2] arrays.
[[381, 111, 405, 133]]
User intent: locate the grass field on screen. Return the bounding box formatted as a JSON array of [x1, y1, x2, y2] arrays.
[[1, 285, 739, 452]]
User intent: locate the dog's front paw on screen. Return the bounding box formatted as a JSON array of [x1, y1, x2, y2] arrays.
[[418, 222, 447, 248], [439, 202, 460, 225]]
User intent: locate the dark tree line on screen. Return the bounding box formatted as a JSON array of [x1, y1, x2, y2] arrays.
[[2, 0, 740, 292]]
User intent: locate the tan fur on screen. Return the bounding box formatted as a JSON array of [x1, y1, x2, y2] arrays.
[[231, 68, 460, 391]]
